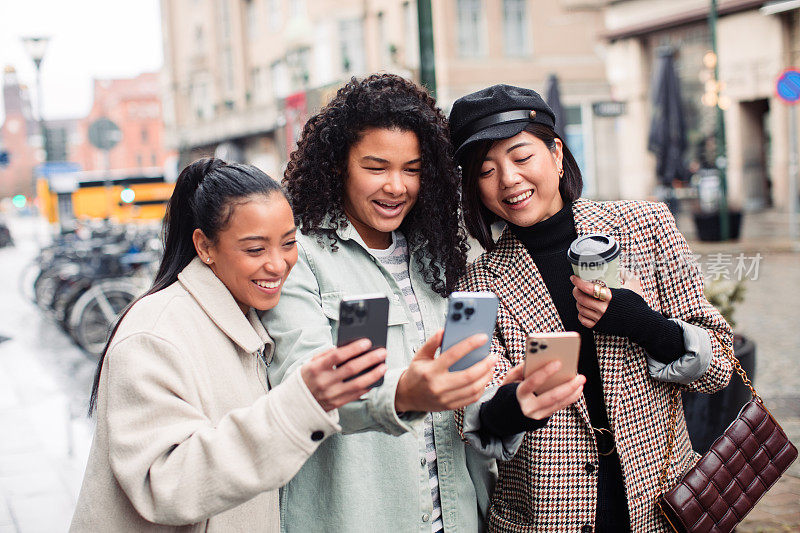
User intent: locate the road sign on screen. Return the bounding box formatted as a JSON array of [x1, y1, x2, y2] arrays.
[[592, 101, 626, 117], [35, 161, 81, 178], [88, 117, 122, 151], [778, 69, 800, 242], [776, 69, 800, 104]]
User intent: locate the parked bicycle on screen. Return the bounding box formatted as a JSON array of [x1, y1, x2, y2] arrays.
[[21, 222, 161, 357]]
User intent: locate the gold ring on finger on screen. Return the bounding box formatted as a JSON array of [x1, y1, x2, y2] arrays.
[[592, 283, 602, 300]]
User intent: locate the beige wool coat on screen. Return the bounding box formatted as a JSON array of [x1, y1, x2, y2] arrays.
[[70, 258, 340, 532]]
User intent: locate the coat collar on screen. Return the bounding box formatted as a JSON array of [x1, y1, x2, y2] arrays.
[[484, 199, 620, 279], [178, 257, 274, 357], [317, 214, 365, 246]]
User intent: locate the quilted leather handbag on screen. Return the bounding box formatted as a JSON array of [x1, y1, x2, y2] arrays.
[[656, 351, 798, 533]]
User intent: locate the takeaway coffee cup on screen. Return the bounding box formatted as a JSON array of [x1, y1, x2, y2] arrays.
[[567, 234, 621, 289]]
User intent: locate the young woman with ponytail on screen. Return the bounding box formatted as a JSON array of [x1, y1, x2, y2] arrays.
[[70, 158, 386, 532]]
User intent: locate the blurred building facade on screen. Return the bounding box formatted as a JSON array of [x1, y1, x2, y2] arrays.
[[75, 72, 176, 173], [0, 66, 41, 198], [161, 0, 622, 197], [603, 0, 800, 210]]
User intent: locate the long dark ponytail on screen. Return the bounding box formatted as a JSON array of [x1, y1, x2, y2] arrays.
[[88, 158, 286, 413]]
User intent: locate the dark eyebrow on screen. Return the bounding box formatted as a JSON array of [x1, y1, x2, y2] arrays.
[[362, 155, 389, 164], [506, 142, 531, 153], [483, 142, 532, 161], [238, 227, 297, 243], [361, 156, 421, 165]]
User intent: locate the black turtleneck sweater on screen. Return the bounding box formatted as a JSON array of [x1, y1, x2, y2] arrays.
[[478, 203, 685, 438], [477, 203, 686, 532]]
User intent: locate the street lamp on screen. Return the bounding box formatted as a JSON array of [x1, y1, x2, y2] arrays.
[[21, 36, 51, 196], [707, 1, 730, 240]]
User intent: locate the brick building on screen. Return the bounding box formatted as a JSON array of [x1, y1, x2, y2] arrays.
[[160, 0, 616, 195], [0, 66, 40, 199], [75, 72, 175, 172]]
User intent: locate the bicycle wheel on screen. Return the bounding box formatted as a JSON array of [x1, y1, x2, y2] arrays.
[[18, 261, 41, 302], [68, 280, 142, 357], [34, 270, 60, 309]]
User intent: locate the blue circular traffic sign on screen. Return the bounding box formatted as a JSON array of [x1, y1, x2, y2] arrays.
[[777, 69, 800, 104]]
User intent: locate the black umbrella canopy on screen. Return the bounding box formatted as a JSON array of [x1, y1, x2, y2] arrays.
[[648, 48, 689, 185], [545, 73, 567, 139]]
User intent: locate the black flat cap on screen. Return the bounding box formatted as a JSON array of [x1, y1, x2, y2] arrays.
[[449, 84, 556, 162]]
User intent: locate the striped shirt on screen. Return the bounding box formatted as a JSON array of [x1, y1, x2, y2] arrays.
[[368, 231, 443, 533]]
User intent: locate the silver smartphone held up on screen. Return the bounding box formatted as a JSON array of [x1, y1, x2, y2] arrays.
[[443, 291, 499, 372], [337, 294, 389, 388]]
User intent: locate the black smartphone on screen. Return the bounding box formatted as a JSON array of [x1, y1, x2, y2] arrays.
[[336, 294, 389, 388], [443, 291, 499, 372]]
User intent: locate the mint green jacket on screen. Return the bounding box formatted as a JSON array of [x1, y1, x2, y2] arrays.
[[261, 221, 495, 533]]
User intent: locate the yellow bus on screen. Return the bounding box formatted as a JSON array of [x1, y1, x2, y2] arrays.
[[39, 167, 175, 225]]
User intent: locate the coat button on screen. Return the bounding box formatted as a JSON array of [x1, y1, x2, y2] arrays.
[[581, 526, 593, 533], [422, 513, 430, 522], [311, 430, 324, 441], [584, 462, 596, 474], [420, 457, 427, 466]]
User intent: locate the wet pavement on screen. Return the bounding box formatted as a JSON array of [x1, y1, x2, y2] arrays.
[[0, 211, 797, 532], [0, 216, 94, 533]]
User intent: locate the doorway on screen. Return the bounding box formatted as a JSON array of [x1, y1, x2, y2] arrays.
[[739, 99, 772, 210]]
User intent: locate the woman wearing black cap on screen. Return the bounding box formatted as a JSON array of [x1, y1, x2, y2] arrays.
[[449, 85, 734, 532]]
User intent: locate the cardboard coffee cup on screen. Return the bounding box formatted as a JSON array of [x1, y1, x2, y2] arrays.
[[567, 234, 621, 289]]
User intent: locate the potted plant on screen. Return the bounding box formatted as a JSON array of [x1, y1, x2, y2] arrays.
[[682, 279, 756, 454], [691, 169, 743, 242]]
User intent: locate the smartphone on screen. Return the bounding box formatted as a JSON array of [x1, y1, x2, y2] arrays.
[[336, 294, 389, 388], [524, 332, 581, 395], [443, 292, 499, 372]]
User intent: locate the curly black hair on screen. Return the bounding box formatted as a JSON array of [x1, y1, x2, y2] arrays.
[[284, 74, 468, 297]]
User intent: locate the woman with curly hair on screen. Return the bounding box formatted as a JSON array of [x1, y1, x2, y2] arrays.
[[260, 74, 498, 532]]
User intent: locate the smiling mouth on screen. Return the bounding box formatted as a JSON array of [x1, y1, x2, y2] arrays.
[[253, 279, 281, 290], [503, 190, 533, 205], [373, 200, 405, 214]]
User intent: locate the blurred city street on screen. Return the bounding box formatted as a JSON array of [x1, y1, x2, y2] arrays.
[[2, 0, 800, 530], [0, 210, 798, 532]]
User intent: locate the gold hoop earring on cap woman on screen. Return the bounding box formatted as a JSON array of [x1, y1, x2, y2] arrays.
[[593, 282, 608, 302]]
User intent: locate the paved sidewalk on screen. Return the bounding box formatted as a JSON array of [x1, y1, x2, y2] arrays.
[[0, 217, 94, 533]]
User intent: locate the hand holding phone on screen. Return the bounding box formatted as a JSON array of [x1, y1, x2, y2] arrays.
[[394, 329, 496, 413], [301, 339, 387, 412], [512, 358, 585, 421]]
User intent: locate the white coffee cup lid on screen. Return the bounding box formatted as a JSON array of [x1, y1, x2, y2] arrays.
[[567, 233, 620, 267]]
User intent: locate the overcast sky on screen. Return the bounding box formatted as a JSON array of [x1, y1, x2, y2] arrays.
[[0, 0, 163, 123]]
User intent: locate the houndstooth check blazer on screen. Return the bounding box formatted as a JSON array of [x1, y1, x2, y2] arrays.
[[455, 199, 734, 532]]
